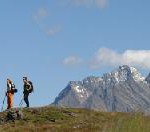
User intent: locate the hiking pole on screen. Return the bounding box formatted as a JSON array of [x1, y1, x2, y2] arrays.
[[1, 94, 6, 112], [19, 97, 24, 107], [19, 99, 23, 107]]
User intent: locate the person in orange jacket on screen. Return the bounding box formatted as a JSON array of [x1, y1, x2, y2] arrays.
[[6, 79, 15, 109]]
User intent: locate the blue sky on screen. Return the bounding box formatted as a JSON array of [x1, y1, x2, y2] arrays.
[[0, 0, 150, 109]]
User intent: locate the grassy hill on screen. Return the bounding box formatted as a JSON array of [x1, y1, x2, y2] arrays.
[[0, 106, 150, 132]]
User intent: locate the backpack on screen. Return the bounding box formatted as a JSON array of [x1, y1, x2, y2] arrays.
[[28, 81, 33, 93], [11, 83, 18, 93]]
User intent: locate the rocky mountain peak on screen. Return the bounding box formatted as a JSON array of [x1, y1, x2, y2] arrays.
[[145, 73, 150, 83], [129, 66, 145, 81], [53, 65, 150, 112], [107, 65, 145, 83]]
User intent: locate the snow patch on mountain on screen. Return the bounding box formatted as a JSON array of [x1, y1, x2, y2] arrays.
[[105, 65, 145, 83], [73, 86, 89, 98], [130, 66, 145, 81]]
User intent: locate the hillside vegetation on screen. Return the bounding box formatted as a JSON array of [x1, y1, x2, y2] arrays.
[[0, 106, 150, 132]]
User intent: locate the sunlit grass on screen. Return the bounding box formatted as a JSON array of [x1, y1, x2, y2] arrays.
[[0, 107, 150, 132]]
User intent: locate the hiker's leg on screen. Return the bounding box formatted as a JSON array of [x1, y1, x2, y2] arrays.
[[7, 96, 10, 109], [7, 93, 12, 109], [26, 95, 29, 107], [24, 93, 29, 107], [9, 93, 13, 109]]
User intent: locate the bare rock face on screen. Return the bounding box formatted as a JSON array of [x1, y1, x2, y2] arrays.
[[53, 65, 150, 113]]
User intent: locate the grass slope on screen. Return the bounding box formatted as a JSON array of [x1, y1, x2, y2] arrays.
[[0, 106, 150, 132]]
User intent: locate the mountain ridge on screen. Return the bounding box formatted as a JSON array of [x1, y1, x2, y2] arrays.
[[53, 65, 150, 113]]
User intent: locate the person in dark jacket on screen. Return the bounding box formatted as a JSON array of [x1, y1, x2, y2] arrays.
[[23, 77, 32, 107]]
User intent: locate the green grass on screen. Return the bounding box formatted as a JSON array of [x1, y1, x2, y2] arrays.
[[0, 106, 150, 132]]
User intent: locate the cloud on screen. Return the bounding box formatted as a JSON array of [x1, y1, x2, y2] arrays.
[[34, 7, 48, 21], [34, 7, 62, 37], [65, 0, 109, 9], [90, 48, 150, 70], [45, 26, 62, 37], [63, 56, 83, 67], [95, 0, 108, 8]]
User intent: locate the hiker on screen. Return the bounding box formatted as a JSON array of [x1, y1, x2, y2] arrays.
[[6, 79, 16, 109], [23, 77, 33, 108]]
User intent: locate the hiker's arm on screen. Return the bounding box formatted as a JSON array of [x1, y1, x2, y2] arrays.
[[6, 91, 9, 96], [27, 83, 32, 91]]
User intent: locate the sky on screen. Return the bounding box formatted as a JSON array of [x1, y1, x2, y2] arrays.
[[0, 0, 150, 109]]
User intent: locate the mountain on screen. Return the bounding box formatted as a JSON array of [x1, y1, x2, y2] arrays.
[[52, 65, 150, 113]]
